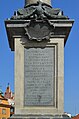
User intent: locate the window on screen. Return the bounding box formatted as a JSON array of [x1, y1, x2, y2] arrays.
[[10, 108, 14, 113], [2, 109, 6, 114]]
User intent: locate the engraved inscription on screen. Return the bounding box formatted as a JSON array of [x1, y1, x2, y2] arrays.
[[24, 47, 55, 106]]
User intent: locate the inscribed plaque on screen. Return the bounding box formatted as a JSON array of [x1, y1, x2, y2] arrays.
[[24, 47, 55, 106]]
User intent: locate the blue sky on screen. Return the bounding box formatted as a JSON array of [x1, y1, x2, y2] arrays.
[[0, 0, 79, 116]]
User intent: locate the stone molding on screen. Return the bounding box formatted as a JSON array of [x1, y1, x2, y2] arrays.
[[5, 19, 74, 51]]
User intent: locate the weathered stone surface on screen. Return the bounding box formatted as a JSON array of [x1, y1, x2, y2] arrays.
[[9, 114, 71, 119], [11, 1, 68, 20], [5, 1, 74, 119], [5, 20, 74, 51], [24, 47, 55, 106], [13, 38, 64, 116], [24, 20, 54, 42]]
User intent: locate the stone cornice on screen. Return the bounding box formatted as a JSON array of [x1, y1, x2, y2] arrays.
[[5, 19, 74, 51]]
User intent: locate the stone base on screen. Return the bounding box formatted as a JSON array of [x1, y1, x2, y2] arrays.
[[9, 114, 71, 119]]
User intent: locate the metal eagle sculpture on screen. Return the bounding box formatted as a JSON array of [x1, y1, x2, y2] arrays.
[[11, 1, 68, 20]]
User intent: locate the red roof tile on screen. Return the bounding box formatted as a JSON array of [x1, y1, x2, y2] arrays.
[[72, 114, 79, 119]]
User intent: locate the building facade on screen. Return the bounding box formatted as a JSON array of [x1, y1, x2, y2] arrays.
[[0, 89, 11, 119], [4, 84, 15, 117]]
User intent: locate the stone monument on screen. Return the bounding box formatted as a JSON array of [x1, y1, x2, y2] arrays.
[[5, 0, 74, 118], [25, 0, 51, 5]]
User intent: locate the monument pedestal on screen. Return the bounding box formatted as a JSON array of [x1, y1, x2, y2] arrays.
[[5, 20, 73, 119], [5, 1, 74, 119]]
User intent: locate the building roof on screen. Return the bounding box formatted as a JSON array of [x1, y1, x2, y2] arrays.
[[72, 114, 79, 119], [0, 93, 11, 108], [4, 83, 14, 99]]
